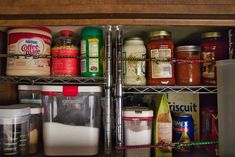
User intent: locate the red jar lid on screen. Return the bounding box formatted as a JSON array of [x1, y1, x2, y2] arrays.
[[60, 30, 74, 36]]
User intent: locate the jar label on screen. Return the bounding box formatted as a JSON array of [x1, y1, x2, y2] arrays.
[[202, 52, 215, 80], [52, 47, 78, 75], [88, 38, 99, 72], [81, 40, 87, 73], [151, 49, 172, 78]]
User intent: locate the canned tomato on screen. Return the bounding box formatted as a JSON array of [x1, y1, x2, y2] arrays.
[[173, 114, 194, 152], [7, 27, 52, 76]]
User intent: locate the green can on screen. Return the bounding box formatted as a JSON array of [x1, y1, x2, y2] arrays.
[[80, 27, 103, 77]]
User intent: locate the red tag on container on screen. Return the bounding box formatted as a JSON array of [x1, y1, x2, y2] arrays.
[[62, 86, 78, 96]]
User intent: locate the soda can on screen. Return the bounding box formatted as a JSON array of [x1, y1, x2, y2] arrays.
[[173, 113, 194, 152]]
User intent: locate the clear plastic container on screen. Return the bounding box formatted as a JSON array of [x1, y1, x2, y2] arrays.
[[123, 107, 153, 157], [41, 85, 102, 156], [18, 85, 41, 104], [0, 105, 30, 157], [217, 59, 235, 157]]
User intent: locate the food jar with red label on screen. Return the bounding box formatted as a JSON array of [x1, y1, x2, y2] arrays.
[[147, 30, 175, 85], [201, 31, 228, 85], [6, 27, 52, 76], [52, 30, 79, 76]]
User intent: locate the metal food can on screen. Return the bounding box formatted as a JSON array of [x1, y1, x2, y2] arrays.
[[173, 113, 194, 152]]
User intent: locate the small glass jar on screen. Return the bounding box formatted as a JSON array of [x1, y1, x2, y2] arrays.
[[147, 30, 175, 85], [201, 32, 228, 85], [0, 105, 30, 157], [175, 45, 201, 85], [123, 37, 146, 85], [52, 30, 79, 76], [18, 85, 41, 104]]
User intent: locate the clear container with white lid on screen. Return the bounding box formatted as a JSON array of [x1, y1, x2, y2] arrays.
[[41, 85, 102, 156], [18, 85, 41, 104], [123, 106, 153, 157], [0, 105, 30, 157], [15, 104, 41, 154]]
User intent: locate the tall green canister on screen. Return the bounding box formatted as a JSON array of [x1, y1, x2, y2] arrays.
[[80, 27, 103, 77]]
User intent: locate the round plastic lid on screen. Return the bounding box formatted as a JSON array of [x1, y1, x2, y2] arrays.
[[41, 85, 102, 93], [18, 85, 41, 91], [123, 107, 153, 118], [0, 105, 30, 117], [81, 27, 102, 38], [60, 30, 74, 36], [11, 104, 41, 114]]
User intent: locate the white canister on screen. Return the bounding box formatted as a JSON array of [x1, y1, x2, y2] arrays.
[[7, 27, 52, 76], [124, 107, 153, 157], [123, 37, 146, 85]]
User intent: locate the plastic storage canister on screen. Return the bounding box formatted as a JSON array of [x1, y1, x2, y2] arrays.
[[217, 60, 235, 157], [201, 31, 228, 85], [175, 45, 201, 85], [123, 37, 146, 85], [147, 30, 175, 85], [52, 30, 79, 76], [80, 27, 103, 77], [0, 105, 30, 157], [18, 85, 41, 104], [6, 27, 52, 76], [123, 107, 153, 157], [41, 85, 102, 156]]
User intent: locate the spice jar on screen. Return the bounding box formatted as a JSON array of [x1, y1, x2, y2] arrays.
[[52, 30, 79, 76], [175, 45, 201, 85], [80, 27, 103, 77], [124, 107, 153, 157], [123, 37, 146, 85], [0, 105, 30, 157], [147, 30, 175, 85], [201, 32, 228, 85]]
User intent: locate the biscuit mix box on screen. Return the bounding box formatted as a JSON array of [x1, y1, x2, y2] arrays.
[[168, 93, 200, 142]]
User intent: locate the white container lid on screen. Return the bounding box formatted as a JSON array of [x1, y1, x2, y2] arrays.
[[14, 104, 41, 114], [18, 85, 41, 91], [41, 85, 102, 93], [0, 105, 30, 117], [123, 107, 153, 118]]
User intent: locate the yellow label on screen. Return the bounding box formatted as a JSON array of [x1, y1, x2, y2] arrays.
[[88, 38, 99, 72]]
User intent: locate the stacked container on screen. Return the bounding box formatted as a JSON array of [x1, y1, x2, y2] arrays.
[[41, 85, 102, 156]]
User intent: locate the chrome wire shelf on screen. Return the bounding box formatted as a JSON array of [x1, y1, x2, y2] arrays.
[[123, 85, 217, 94], [0, 76, 105, 85]]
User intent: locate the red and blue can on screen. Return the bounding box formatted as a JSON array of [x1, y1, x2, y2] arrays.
[[173, 113, 194, 152]]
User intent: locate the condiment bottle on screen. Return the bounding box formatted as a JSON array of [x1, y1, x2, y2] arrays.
[[123, 37, 146, 85], [147, 30, 175, 85], [175, 45, 201, 85], [80, 27, 103, 77], [52, 30, 79, 76], [201, 31, 228, 85]]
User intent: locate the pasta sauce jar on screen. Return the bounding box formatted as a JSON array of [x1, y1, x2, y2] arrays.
[[147, 30, 175, 85], [7, 27, 51, 76], [52, 30, 79, 76], [175, 45, 201, 85], [123, 37, 146, 85], [201, 32, 228, 85]]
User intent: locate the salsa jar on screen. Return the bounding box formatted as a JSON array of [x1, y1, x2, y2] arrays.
[[52, 30, 79, 76], [201, 32, 228, 85], [175, 45, 201, 85], [80, 27, 103, 77], [7, 27, 52, 76], [123, 37, 146, 85], [147, 30, 175, 85]]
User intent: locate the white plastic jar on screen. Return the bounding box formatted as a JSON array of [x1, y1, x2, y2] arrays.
[[123, 37, 147, 85], [0, 105, 30, 157], [18, 85, 41, 104], [41, 85, 102, 156], [123, 107, 153, 157], [6, 27, 52, 76]]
